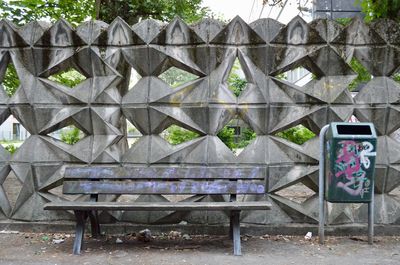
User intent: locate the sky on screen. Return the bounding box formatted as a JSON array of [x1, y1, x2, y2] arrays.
[[202, 0, 313, 24]]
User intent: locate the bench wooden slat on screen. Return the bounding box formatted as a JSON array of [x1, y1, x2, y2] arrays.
[[44, 201, 272, 211], [64, 167, 266, 180], [63, 180, 266, 195]]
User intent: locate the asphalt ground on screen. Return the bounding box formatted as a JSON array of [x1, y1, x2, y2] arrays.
[[0, 231, 399, 265]]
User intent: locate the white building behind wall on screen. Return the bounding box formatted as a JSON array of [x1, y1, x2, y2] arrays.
[[0, 115, 29, 142]]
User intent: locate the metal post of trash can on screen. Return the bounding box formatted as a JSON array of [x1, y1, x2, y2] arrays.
[[368, 191, 374, 244], [319, 124, 330, 245]]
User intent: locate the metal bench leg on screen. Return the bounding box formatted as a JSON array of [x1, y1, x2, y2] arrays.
[[73, 210, 87, 255], [229, 215, 233, 239], [229, 194, 236, 240], [88, 210, 101, 238], [231, 210, 242, 256], [88, 195, 101, 237]]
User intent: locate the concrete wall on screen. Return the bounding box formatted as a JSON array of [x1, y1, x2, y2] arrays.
[[0, 16, 399, 227]]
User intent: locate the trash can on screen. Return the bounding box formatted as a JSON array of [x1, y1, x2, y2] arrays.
[[325, 122, 377, 203]]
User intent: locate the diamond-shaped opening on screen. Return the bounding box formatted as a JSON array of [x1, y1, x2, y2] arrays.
[[160, 124, 201, 145], [128, 67, 142, 90], [0, 116, 30, 154], [274, 182, 316, 204], [275, 67, 313, 87], [275, 124, 316, 145], [48, 125, 86, 145], [227, 58, 248, 97], [48, 68, 87, 88], [348, 57, 373, 91], [126, 119, 142, 148], [2, 170, 23, 212], [217, 118, 257, 155], [158, 67, 199, 88], [0, 63, 20, 97]]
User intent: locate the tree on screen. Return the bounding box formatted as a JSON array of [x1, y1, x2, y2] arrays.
[[357, 0, 400, 22], [164, 125, 200, 145], [276, 125, 315, 145], [0, 0, 209, 26], [60, 127, 83, 145], [2, 64, 20, 97], [0, 0, 95, 26], [95, 0, 209, 24]]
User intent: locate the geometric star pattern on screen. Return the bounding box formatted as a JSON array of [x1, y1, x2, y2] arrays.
[[0, 16, 400, 225]]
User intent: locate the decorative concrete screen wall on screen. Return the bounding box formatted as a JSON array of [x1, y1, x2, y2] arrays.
[[0, 16, 400, 225]]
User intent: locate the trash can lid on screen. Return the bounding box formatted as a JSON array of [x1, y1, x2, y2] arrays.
[[329, 122, 377, 139]]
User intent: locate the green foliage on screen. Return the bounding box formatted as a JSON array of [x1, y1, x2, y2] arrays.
[[335, 18, 352, 26], [158, 67, 198, 88], [357, 0, 400, 22], [2, 64, 20, 97], [228, 60, 247, 97], [98, 0, 210, 24], [348, 58, 372, 91], [393, 73, 400, 82], [0, 0, 96, 26], [60, 127, 82, 145], [228, 75, 247, 97], [164, 125, 199, 145], [217, 127, 236, 150], [0, 0, 210, 26], [236, 127, 256, 148], [276, 125, 316, 145], [48, 69, 86, 88], [5, 144, 18, 154]]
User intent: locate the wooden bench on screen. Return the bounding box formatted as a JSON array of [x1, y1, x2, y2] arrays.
[[44, 166, 271, 256]]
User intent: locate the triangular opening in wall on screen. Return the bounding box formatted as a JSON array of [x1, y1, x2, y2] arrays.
[[348, 57, 373, 92], [348, 115, 360, 123], [158, 67, 199, 88], [128, 67, 142, 90], [217, 117, 257, 156], [126, 119, 142, 148], [48, 67, 87, 88], [227, 58, 248, 97], [275, 67, 313, 87], [0, 116, 29, 154], [48, 125, 86, 145], [163, 194, 194, 202], [275, 124, 316, 145], [48, 185, 81, 201], [0, 62, 20, 97], [2, 170, 23, 214], [274, 182, 316, 204], [160, 124, 200, 145]]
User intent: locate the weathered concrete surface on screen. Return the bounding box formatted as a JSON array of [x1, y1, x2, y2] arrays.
[[0, 16, 400, 227], [0, 233, 399, 265]]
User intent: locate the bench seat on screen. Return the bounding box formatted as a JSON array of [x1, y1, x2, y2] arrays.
[[44, 201, 272, 211]]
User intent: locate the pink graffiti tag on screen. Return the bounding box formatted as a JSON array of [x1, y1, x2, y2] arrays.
[[334, 140, 369, 197]]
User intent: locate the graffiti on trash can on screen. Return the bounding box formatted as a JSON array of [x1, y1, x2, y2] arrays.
[[334, 140, 376, 198]]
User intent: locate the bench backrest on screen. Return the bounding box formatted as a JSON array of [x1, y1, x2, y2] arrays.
[[63, 166, 266, 195]]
